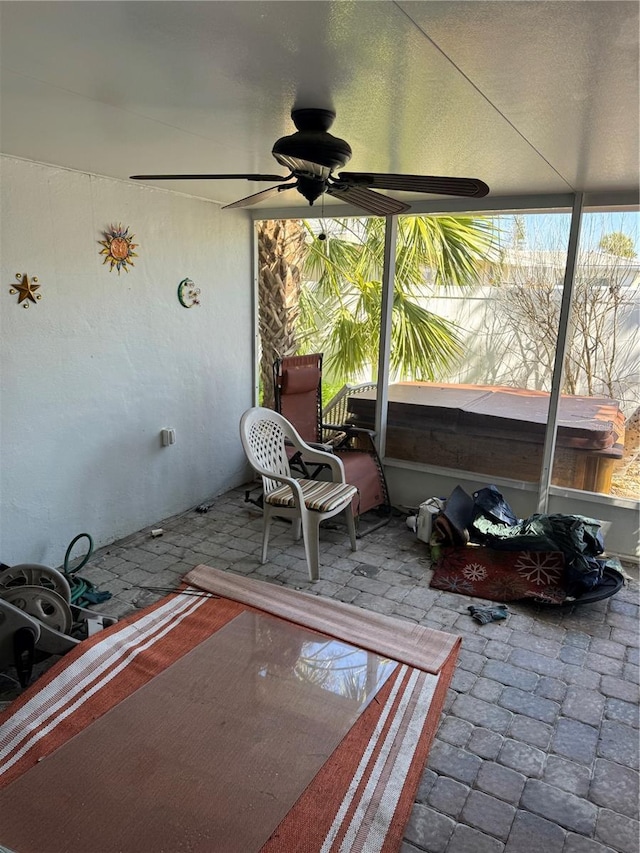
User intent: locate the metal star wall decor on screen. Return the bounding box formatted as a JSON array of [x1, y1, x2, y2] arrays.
[[98, 223, 138, 274], [9, 273, 42, 308]]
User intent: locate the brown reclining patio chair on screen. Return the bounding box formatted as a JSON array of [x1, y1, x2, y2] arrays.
[[272, 353, 391, 536]]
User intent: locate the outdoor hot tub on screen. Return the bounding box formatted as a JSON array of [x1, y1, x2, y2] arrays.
[[347, 382, 625, 493]]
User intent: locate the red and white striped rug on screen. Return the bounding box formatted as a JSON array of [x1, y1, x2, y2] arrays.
[[0, 567, 459, 853]]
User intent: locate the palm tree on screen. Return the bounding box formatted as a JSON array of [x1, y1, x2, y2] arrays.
[[257, 214, 498, 402], [297, 215, 498, 384], [256, 219, 307, 408]]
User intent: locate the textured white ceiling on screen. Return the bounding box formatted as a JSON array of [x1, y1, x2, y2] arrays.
[[1, 1, 638, 213]]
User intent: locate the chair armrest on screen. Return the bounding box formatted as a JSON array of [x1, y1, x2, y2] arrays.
[[285, 437, 334, 454], [287, 438, 347, 483], [323, 422, 376, 439], [252, 468, 307, 507], [342, 425, 377, 439], [322, 423, 378, 452], [322, 421, 349, 434]]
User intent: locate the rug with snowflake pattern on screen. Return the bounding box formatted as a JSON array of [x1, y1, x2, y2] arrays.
[[430, 546, 567, 604]]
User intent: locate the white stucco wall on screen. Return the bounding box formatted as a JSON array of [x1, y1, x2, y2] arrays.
[[0, 156, 254, 566]]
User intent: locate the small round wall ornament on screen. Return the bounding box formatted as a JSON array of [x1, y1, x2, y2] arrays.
[[9, 273, 42, 308], [177, 278, 201, 308], [98, 223, 138, 274]]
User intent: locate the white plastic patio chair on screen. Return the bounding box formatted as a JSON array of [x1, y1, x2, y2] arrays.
[[240, 407, 358, 581]]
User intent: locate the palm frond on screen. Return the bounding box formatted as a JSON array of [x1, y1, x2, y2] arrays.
[[261, 213, 501, 385]]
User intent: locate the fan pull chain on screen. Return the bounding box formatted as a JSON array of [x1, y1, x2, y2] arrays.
[[319, 193, 327, 242]]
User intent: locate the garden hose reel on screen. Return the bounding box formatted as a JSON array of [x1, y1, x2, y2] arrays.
[[0, 562, 115, 688]]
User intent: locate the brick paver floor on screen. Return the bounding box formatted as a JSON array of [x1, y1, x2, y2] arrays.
[[2, 485, 638, 853]]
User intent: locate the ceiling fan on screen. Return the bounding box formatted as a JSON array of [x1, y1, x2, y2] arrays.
[[130, 108, 489, 216]]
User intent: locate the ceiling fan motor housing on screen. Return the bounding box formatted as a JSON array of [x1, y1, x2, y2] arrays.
[[272, 131, 352, 173], [272, 108, 352, 174]]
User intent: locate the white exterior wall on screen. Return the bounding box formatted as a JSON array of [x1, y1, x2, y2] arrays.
[[0, 157, 253, 566], [427, 286, 640, 415]]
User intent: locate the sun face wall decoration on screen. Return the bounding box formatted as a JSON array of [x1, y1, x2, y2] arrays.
[[98, 224, 138, 274]]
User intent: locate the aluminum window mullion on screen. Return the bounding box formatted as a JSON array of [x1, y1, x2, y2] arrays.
[[374, 215, 398, 457], [537, 192, 584, 513], [252, 222, 260, 406]]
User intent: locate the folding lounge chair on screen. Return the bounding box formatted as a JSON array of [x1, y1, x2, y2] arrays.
[[272, 354, 391, 536]]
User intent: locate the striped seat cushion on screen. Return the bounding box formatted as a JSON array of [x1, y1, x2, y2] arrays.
[[266, 479, 358, 512]]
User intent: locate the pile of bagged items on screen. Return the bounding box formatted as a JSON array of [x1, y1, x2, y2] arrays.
[[426, 485, 624, 605]]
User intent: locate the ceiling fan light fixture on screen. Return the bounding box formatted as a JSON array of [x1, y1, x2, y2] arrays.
[[271, 155, 332, 180]]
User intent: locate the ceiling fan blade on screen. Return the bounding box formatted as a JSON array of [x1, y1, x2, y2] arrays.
[[129, 173, 291, 182], [338, 172, 490, 198], [222, 183, 297, 210], [326, 184, 410, 216]]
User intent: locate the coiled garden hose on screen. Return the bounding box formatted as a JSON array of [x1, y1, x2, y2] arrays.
[[63, 533, 93, 575], [62, 533, 96, 605]]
